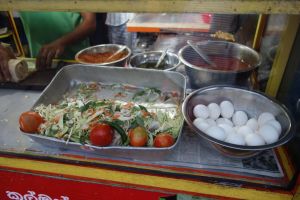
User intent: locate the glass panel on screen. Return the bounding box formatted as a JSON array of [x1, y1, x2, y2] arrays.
[[0, 10, 298, 189], [258, 14, 288, 91]]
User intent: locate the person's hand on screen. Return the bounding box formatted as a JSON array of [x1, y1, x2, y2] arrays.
[[0, 45, 15, 82], [36, 40, 65, 69]]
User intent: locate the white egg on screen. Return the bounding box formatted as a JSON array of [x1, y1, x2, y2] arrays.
[[265, 120, 282, 135], [205, 126, 227, 141], [193, 117, 206, 123], [225, 133, 246, 145], [237, 125, 254, 138], [208, 103, 221, 120], [258, 124, 279, 144], [218, 123, 236, 136], [234, 126, 240, 132], [220, 100, 234, 119], [246, 118, 259, 131], [245, 133, 265, 146], [232, 111, 248, 126], [193, 118, 210, 132], [206, 118, 217, 126], [193, 104, 209, 119], [258, 112, 275, 126], [216, 117, 234, 127]]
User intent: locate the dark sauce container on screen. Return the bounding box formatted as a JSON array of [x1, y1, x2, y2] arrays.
[[129, 51, 180, 71]]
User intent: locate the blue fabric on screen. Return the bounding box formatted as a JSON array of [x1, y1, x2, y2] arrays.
[[107, 23, 136, 49]]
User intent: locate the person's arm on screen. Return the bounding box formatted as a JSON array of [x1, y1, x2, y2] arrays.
[[36, 12, 96, 69], [0, 44, 16, 81]]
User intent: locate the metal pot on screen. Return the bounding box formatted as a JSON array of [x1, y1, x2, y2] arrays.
[[128, 51, 180, 71], [75, 44, 131, 67], [178, 41, 261, 88]]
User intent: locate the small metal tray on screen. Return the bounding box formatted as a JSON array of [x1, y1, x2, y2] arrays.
[[27, 64, 186, 160]]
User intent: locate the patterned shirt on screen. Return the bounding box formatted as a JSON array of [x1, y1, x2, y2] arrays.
[[106, 13, 135, 26]]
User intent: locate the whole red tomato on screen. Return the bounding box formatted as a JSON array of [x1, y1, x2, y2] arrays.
[[154, 132, 175, 148], [89, 124, 114, 146], [19, 111, 44, 133], [128, 126, 148, 147]]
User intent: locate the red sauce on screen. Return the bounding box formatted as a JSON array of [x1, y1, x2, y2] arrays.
[[78, 51, 127, 64], [190, 55, 251, 71]]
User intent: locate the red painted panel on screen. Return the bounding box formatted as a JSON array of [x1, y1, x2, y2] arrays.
[[0, 170, 172, 200]]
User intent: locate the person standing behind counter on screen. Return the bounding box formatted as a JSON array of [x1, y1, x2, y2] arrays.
[[0, 11, 96, 82], [106, 13, 136, 49]]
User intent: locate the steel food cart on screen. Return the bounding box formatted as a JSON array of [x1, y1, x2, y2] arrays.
[[0, 1, 300, 199]]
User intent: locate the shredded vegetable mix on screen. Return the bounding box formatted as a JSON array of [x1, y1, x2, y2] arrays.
[[34, 82, 183, 147]]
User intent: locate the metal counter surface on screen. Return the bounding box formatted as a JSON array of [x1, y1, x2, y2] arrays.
[[0, 89, 39, 152], [0, 88, 286, 184]]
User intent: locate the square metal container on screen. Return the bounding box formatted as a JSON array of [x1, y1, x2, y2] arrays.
[[28, 64, 186, 160]]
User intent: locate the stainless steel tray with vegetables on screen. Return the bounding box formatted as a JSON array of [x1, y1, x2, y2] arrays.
[[19, 65, 186, 159]]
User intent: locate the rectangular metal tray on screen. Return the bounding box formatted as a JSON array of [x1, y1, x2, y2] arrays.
[[28, 64, 186, 160]]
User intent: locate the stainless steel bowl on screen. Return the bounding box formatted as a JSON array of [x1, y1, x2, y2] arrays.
[[128, 51, 180, 71], [75, 44, 131, 67], [182, 85, 294, 157], [178, 41, 261, 89]]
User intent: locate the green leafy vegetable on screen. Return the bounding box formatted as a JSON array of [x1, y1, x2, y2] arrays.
[[132, 88, 162, 102], [102, 120, 128, 144], [34, 83, 182, 148]]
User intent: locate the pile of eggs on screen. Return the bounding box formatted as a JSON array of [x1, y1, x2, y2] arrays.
[[192, 100, 282, 146]]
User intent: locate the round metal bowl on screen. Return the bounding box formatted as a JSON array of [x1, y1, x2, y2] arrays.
[[128, 51, 180, 71], [182, 85, 294, 157], [178, 40, 261, 89], [75, 44, 131, 67]]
